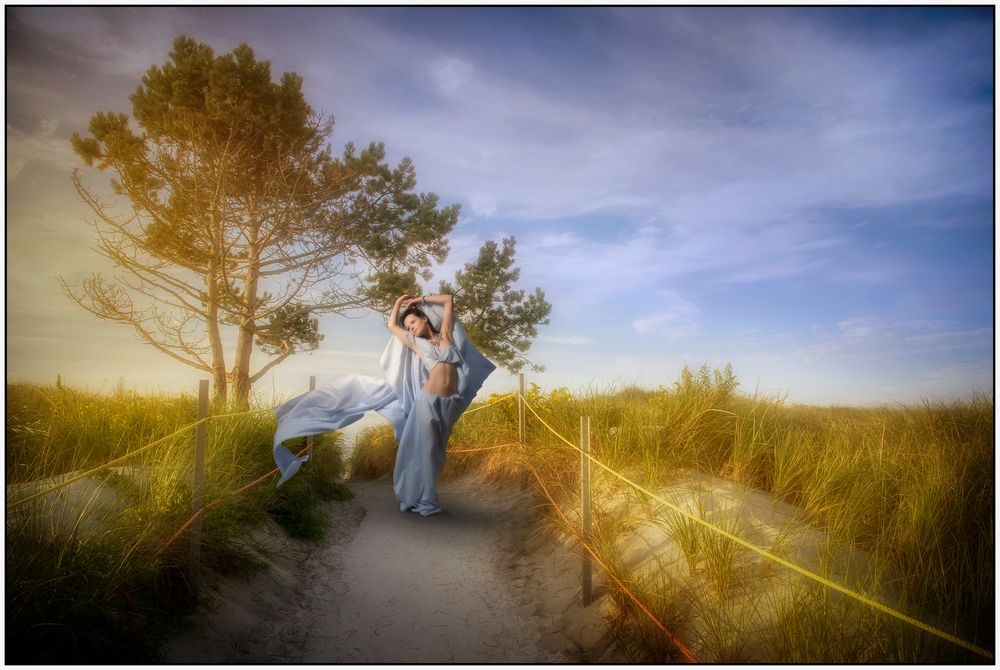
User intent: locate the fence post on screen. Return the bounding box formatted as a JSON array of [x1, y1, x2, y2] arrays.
[[306, 375, 316, 463], [518, 373, 527, 489], [189, 379, 209, 603], [581, 415, 592, 607]]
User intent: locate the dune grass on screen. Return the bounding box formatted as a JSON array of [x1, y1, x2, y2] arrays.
[[5, 380, 350, 663], [348, 364, 993, 662]]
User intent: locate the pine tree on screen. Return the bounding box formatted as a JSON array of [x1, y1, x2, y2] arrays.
[[63, 36, 458, 402], [438, 237, 551, 372]]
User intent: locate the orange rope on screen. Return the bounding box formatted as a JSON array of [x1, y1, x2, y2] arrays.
[[154, 504, 212, 560], [153, 444, 310, 560], [524, 460, 699, 663], [229, 465, 284, 497]]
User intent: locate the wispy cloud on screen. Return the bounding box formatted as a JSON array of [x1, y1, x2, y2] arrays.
[[507, 219, 840, 315], [799, 317, 993, 361], [390, 10, 981, 212], [428, 56, 475, 96], [631, 291, 701, 338], [537, 334, 595, 346], [307, 8, 989, 304], [10, 7, 201, 81], [6, 124, 79, 181], [467, 194, 498, 218]]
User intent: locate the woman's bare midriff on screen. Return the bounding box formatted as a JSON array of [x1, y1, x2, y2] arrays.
[[422, 361, 459, 397]]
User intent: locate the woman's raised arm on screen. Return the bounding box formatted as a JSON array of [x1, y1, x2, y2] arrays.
[[388, 294, 419, 351], [420, 294, 454, 343]]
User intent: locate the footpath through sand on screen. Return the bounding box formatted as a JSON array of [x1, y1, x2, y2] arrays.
[[163, 475, 623, 663]]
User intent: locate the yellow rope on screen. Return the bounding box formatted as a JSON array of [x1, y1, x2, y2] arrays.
[[448, 442, 519, 454], [15, 390, 507, 511], [460, 392, 515, 415], [10, 398, 284, 511], [7, 418, 210, 510], [209, 407, 274, 420], [518, 394, 992, 660]]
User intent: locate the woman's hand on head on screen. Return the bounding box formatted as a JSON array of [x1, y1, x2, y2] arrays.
[[403, 295, 424, 310]]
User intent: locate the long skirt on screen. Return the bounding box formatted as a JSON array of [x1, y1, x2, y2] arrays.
[[393, 390, 464, 516]]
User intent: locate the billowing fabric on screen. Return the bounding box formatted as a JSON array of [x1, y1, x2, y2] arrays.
[[272, 303, 496, 514], [272, 374, 395, 487]]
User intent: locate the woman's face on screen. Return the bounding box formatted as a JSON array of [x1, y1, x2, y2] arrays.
[[403, 313, 429, 338]]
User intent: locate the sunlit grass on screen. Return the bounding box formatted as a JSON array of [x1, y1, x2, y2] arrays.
[[348, 364, 993, 663], [6, 380, 349, 662]]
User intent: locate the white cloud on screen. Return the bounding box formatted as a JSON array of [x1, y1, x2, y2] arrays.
[[537, 334, 595, 346], [462, 25, 969, 213], [535, 232, 579, 248], [508, 215, 840, 317], [798, 316, 993, 361], [6, 124, 79, 181], [631, 292, 700, 338], [332, 7, 989, 304], [428, 56, 474, 96], [904, 327, 994, 353], [468, 193, 497, 218]]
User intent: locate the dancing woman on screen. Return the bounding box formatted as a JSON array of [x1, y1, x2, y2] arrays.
[[271, 294, 496, 516]]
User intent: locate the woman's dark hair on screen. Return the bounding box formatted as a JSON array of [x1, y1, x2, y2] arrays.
[[399, 304, 432, 330]]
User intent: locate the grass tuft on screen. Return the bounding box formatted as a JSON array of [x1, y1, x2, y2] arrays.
[[6, 380, 351, 663]]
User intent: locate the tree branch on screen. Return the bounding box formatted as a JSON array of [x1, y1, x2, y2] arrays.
[[249, 344, 294, 383], [59, 274, 213, 372]]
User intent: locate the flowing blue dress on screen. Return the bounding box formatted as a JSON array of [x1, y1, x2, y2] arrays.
[[272, 304, 496, 515]]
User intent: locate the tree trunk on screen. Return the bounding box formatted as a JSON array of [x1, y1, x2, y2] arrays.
[[231, 320, 255, 405], [230, 242, 260, 405], [205, 263, 228, 403]]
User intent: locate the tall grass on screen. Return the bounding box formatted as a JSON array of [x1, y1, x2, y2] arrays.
[[6, 380, 349, 663], [348, 365, 993, 663]]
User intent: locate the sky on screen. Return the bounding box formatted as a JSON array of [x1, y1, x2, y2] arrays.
[[5, 6, 995, 410]]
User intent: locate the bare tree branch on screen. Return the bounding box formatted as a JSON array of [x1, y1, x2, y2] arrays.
[[249, 343, 295, 384], [59, 274, 213, 372]]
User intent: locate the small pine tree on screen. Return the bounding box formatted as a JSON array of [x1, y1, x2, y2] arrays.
[[438, 236, 551, 372]]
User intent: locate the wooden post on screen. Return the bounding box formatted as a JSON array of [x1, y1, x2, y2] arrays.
[[190, 379, 209, 602], [581, 415, 592, 607], [306, 375, 316, 463], [518, 373, 527, 489]]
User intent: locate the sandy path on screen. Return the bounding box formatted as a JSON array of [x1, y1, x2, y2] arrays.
[[298, 479, 564, 663], [163, 476, 620, 663]]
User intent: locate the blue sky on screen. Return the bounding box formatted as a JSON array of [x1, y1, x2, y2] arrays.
[[6, 6, 994, 406]]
